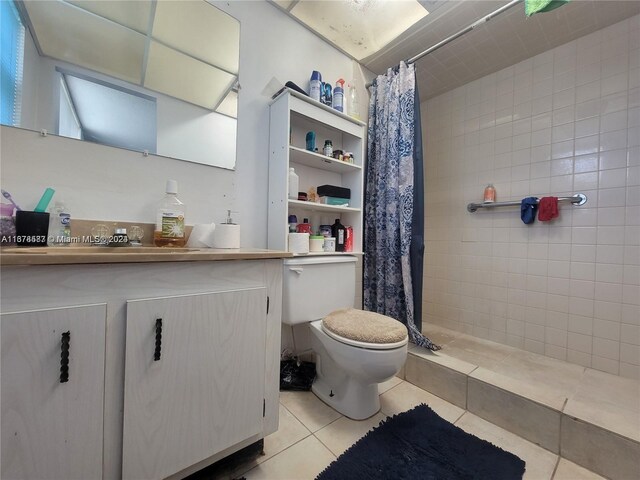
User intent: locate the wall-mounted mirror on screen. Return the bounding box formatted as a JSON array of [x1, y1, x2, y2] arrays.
[[1, 0, 239, 169]]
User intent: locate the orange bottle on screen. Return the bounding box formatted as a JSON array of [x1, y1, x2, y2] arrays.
[[483, 184, 496, 203]]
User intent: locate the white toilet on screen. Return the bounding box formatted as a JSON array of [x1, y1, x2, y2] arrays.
[[283, 256, 408, 420]]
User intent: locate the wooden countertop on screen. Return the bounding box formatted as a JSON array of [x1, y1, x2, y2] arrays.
[[0, 246, 293, 266]]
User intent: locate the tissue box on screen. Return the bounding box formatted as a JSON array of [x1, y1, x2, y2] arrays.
[[317, 185, 350, 199]]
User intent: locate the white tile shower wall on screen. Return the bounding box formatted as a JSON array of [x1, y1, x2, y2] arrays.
[[421, 15, 640, 379]]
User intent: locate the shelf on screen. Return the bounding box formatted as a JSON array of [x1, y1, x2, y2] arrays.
[[293, 251, 363, 257], [288, 199, 360, 213], [289, 146, 362, 173], [270, 87, 366, 127]]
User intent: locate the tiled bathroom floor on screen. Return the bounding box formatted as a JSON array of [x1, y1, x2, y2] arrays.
[[205, 378, 604, 480]]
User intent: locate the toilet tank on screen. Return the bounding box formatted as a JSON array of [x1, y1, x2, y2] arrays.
[[282, 256, 357, 325]]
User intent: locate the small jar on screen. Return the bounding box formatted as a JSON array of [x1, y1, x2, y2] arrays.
[[323, 140, 333, 157], [309, 235, 324, 252], [483, 184, 496, 203], [323, 237, 336, 252]]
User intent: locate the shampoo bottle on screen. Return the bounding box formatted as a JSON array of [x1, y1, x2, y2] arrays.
[[332, 79, 345, 112], [309, 71, 322, 102], [154, 180, 186, 247]]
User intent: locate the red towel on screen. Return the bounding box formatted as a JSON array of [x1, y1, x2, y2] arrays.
[[538, 196, 559, 221]]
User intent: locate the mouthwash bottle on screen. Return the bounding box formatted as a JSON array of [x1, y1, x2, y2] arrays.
[[154, 180, 186, 247]]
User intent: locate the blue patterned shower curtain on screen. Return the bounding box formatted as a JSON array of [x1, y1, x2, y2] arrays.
[[363, 62, 439, 351]]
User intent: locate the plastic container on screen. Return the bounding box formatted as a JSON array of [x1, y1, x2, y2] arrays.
[[154, 179, 186, 247], [296, 218, 312, 234], [332, 79, 345, 112], [348, 80, 360, 120], [309, 235, 324, 252], [319, 224, 332, 238], [331, 218, 346, 252], [323, 140, 333, 157], [483, 184, 496, 203], [48, 200, 71, 246], [323, 237, 336, 252], [309, 71, 322, 102], [0, 203, 16, 245], [288, 214, 298, 233], [288, 168, 299, 200], [345, 226, 353, 252]]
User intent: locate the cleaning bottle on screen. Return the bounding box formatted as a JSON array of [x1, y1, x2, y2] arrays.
[[154, 179, 186, 247], [309, 71, 322, 102], [331, 218, 346, 252], [48, 199, 71, 246], [348, 80, 360, 120], [288, 168, 299, 200], [332, 79, 345, 112]]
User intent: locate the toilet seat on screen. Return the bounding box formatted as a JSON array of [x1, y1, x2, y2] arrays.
[[321, 308, 409, 350]]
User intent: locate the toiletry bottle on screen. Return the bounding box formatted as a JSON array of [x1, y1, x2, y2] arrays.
[[288, 214, 298, 233], [321, 82, 332, 106], [154, 180, 186, 247], [348, 80, 360, 120], [483, 184, 496, 203], [332, 218, 346, 252], [333, 79, 345, 112], [310, 71, 322, 102], [288, 168, 299, 200], [323, 140, 333, 157], [296, 218, 312, 234], [48, 200, 70, 246]]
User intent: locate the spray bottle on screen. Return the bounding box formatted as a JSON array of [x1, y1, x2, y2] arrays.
[[333, 79, 345, 112]]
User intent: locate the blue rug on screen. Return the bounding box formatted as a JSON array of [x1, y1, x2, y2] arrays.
[[317, 404, 526, 480]]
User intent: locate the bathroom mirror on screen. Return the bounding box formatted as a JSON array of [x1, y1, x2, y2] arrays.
[[2, 0, 239, 169]]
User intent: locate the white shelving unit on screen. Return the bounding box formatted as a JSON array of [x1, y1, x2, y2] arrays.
[[268, 88, 366, 256]]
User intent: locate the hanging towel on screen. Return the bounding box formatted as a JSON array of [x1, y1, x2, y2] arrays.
[[538, 196, 559, 221], [525, 0, 570, 17], [521, 197, 539, 224]]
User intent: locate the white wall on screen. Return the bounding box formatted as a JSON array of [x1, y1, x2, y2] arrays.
[[1, 1, 367, 236], [422, 15, 639, 379]]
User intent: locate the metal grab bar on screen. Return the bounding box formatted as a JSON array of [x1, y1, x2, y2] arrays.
[[467, 194, 587, 213]]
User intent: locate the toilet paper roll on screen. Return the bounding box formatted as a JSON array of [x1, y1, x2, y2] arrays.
[[288, 233, 309, 254], [212, 223, 240, 249], [186, 223, 216, 248]]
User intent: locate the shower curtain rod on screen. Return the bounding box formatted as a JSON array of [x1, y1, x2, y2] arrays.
[[366, 0, 523, 88]]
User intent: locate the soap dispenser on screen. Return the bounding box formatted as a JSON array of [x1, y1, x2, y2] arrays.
[[212, 210, 240, 249]]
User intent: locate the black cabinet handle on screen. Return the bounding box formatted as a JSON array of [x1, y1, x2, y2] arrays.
[[60, 331, 70, 383], [154, 318, 162, 361]]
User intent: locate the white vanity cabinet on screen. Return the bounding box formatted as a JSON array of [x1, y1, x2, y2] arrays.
[[0, 254, 286, 480], [122, 288, 267, 480], [1, 303, 107, 480]]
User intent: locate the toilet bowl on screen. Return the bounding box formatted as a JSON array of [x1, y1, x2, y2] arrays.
[[309, 318, 407, 420], [282, 256, 408, 420]]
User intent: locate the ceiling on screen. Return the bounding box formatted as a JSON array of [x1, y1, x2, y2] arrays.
[[275, 0, 640, 100]]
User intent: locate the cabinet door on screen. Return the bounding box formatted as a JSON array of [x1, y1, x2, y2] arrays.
[[122, 288, 267, 480], [1, 304, 107, 480]]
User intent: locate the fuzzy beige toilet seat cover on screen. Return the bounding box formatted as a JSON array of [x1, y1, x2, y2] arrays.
[[322, 308, 408, 344]]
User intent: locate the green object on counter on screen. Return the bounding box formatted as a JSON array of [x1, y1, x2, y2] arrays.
[[33, 187, 56, 212], [525, 0, 569, 16], [34, 187, 55, 212]]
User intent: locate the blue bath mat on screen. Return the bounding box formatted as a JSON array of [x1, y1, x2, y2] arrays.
[[316, 404, 525, 480]]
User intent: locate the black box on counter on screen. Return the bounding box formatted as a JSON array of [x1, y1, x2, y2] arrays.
[[317, 185, 351, 199]]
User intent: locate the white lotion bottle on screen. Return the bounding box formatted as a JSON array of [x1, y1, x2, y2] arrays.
[[288, 168, 299, 200]]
